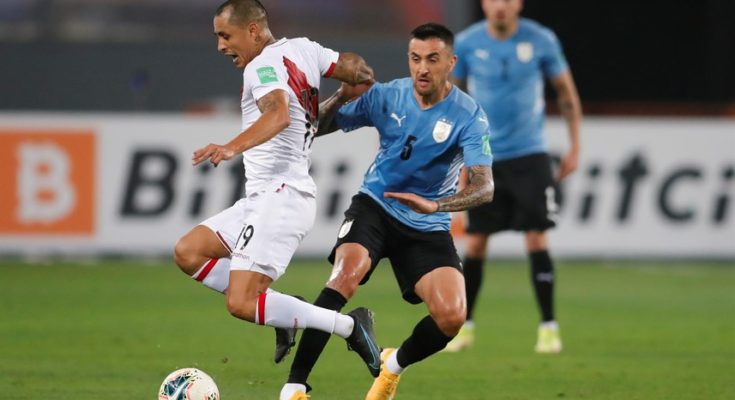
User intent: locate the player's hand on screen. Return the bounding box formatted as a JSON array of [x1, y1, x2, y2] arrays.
[[339, 80, 374, 102], [558, 148, 579, 181], [384, 192, 439, 214], [355, 63, 375, 85], [192, 143, 236, 167]]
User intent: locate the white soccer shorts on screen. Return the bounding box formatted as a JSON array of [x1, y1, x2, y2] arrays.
[[200, 180, 316, 281]]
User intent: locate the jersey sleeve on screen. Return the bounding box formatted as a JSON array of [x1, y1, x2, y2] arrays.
[[460, 107, 493, 167], [243, 58, 291, 102], [539, 29, 569, 79], [306, 39, 340, 77], [334, 83, 380, 132]]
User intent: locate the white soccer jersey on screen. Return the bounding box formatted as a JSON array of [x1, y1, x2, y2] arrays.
[[240, 37, 339, 196]]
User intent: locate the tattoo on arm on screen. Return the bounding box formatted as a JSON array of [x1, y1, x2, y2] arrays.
[[557, 92, 580, 125], [225, 89, 289, 154], [256, 90, 284, 114], [436, 165, 494, 212], [553, 74, 582, 122]]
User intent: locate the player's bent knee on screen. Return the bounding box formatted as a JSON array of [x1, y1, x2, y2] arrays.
[[328, 251, 371, 298], [525, 231, 548, 252], [432, 304, 466, 336], [327, 263, 367, 298], [173, 238, 199, 275]]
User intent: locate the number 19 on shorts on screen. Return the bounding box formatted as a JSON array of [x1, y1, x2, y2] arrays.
[[237, 224, 255, 250]]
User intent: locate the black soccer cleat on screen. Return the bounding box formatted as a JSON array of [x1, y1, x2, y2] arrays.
[[273, 295, 305, 364], [274, 326, 297, 364], [345, 307, 382, 377]]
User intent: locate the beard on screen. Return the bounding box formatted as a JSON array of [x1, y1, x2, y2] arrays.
[[493, 21, 509, 33]]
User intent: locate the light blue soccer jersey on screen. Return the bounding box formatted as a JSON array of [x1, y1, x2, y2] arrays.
[[454, 18, 568, 161], [335, 78, 493, 232]]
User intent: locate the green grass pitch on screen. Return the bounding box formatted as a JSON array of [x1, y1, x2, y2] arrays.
[[1, 259, 733, 399]]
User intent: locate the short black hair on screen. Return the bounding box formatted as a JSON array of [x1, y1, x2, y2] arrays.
[[410, 23, 454, 48], [215, 0, 268, 26]]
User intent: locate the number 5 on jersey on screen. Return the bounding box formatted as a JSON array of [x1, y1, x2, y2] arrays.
[[400, 135, 417, 160]]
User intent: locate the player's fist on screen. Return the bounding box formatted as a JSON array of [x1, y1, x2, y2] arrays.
[[192, 143, 236, 167], [384, 192, 439, 214]]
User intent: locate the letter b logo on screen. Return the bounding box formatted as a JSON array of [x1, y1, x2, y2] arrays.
[[0, 130, 95, 235]]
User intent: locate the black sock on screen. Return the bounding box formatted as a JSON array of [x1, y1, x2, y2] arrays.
[[529, 250, 555, 322], [396, 316, 453, 368], [287, 287, 347, 384], [463, 257, 484, 321]]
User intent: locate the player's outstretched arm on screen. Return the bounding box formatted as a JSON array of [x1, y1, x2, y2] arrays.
[[330, 52, 374, 85], [192, 89, 290, 167], [314, 53, 374, 137], [385, 165, 494, 214]]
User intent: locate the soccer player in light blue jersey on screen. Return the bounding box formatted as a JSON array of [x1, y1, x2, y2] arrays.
[[279, 23, 495, 400], [445, 0, 582, 354]]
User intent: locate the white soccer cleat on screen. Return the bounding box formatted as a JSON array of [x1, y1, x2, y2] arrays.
[[534, 322, 562, 354]]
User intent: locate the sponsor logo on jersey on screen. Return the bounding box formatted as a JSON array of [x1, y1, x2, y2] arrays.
[[0, 130, 95, 235], [474, 48, 490, 60], [390, 113, 406, 127], [516, 42, 534, 62], [256, 66, 278, 84], [432, 119, 453, 143]]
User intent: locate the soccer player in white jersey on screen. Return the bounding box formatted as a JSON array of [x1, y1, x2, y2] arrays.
[[172, 0, 382, 378]]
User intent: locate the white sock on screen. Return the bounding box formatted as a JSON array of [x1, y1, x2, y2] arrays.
[[541, 320, 559, 330], [385, 348, 405, 375], [192, 258, 230, 293], [256, 291, 354, 338], [279, 383, 307, 400], [333, 313, 355, 338]]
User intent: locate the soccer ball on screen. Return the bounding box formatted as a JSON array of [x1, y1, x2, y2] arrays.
[[158, 368, 220, 400]]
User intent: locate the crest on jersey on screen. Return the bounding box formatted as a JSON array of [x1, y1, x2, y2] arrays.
[[338, 219, 354, 239], [516, 42, 534, 63], [432, 119, 453, 143]]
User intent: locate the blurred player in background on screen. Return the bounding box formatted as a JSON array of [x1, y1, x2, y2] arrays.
[[279, 23, 494, 400], [172, 0, 382, 375], [446, 0, 582, 353]]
